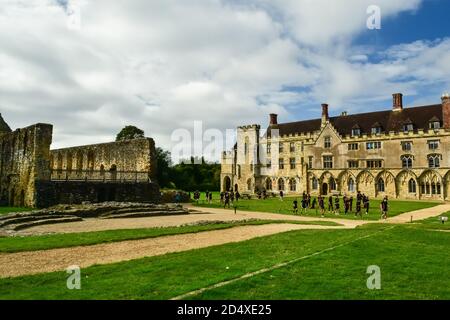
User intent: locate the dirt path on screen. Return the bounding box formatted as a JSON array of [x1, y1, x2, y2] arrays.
[[0, 223, 344, 278]]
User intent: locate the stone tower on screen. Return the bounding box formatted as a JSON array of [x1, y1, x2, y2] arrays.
[[0, 113, 12, 135]]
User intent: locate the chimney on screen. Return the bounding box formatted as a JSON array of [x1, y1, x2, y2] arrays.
[[442, 93, 450, 130], [269, 113, 278, 126], [393, 93, 403, 111], [321, 104, 329, 124]]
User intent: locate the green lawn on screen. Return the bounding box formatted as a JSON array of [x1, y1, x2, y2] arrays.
[[1, 223, 449, 300], [0, 219, 340, 253], [194, 196, 440, 221], [0, 207, 32, 216], [409, 211, 450, 231]]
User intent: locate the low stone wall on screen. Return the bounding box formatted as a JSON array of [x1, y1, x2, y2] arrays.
[[35, 181, 160, 208]]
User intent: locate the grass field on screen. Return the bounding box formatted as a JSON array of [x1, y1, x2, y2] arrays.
[[193, 194, 439, 221], [0, 219, 340, 253], [0, 207, 32, 216], [1, 223, 449, 300]]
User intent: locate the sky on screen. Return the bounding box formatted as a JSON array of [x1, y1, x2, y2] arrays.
[[1, 0, 449, 161]]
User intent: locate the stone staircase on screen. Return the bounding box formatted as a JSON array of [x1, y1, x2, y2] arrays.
[[0, 202, 192, 235]]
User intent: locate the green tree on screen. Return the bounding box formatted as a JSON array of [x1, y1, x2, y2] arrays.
[[116, 126, 145, 141], [155, 147, 172, 188]]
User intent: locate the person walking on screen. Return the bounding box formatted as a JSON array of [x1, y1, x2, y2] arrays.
[[279, 190, 284, 201], [380, 196, 389, 220], [364, 195, 370, 215], [293, 199, 299, 215], [208, 192, 213, 204], [328, 196, 333, 213], [224, 192, 231, 209], [319, 195, 325, 217]]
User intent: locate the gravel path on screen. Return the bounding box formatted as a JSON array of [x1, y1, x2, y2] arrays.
[[0, 223, 344, 278]]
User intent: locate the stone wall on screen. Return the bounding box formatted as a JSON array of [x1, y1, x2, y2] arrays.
[[35, 181, 160, 208], [0, 124, 53, 207], [50, 138, 157, 181]]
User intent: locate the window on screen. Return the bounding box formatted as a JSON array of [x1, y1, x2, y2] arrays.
[[278, 178, 285, 191], [428, 140, 439, 150], [324, 137, 331, 149], [329, 178, 337, 191], [402, 141, 412, 151], [352, 128, 361, 136], [323, 156, 333, 169], [312, 177, 318, 190], [279, 143, 284, 153], [367, 160, 383, 168], [403, 123, 414, 132], [429, 121, 441, 130], [348, 143, 359, 151], [267, 143, 271, 154], [366, 141, 382, 150], [348, 178, 355, 192], [401, 155, 413, 169], [371, 127, 382, 135], [290, 158, 296, 170], [308, 156, 313, 169], [428, 154, 441, 168], [377, 178, 385, 192], [408, 179, 416, 193], [290, 142, 295, 153], [279, 158, 285, 170], [266, 160, 271, 169], [289, 179, 297, 192], [348, 160, 359, 168]]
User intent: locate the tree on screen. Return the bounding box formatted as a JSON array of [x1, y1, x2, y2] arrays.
[[155, 147, 172, 188], [116, 126, 145, 141]]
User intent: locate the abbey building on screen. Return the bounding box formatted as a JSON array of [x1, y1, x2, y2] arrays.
[[221, 93, 450, 200]]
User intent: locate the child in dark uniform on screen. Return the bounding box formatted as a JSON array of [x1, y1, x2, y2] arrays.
[[293, 199, 299, 215]]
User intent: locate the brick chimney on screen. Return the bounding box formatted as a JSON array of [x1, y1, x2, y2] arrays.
[[321, 104, 329, 124], [442, 93, 450, 130], [393, 93, 403, 111], [269, 113, 278, 126]]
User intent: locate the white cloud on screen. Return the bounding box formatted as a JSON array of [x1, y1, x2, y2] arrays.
[[1, 0, 449, 162]]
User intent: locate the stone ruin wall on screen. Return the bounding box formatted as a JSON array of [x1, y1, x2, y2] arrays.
[[50, 138, 157, 182], [0, 124, 53, 207]]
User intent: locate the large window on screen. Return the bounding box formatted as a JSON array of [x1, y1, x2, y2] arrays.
[[323, 156, 333, 169], [348, 160, 359, 168], [408, 179, 417, 193], [429, 121, 441, 130], [312, 177, 318, 190], [428, 140, 440, 150], [324, 137, 331, 149], [371, 126, 382, 135], [428, 154, 441, 168], [401, 155, 413, 169], [289, 142, 295, 153], [366, 141, 382, 150], [352, 128, 361, 136], [289, 179, 297, 192], [348, 143, 359, 151], [402, 141, 412, 151], [348, 178, 355, 192], [367, 160, 383, 168], [377, 178, 385, 192], [279, 158, 285, 170], [290, 158, 296, 170], [329, 178, 337, 191]]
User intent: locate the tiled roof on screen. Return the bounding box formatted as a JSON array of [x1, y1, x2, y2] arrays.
[[274, 104, 442, 137]]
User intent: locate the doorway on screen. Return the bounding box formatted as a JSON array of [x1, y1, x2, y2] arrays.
[[322, 183, 328, 196]]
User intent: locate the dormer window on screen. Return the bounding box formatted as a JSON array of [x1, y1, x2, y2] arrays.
[[371, 123, 382, 135], [403, 120, 414, 132], [351, 125, 361, 137], [429, 117, 441, 130]]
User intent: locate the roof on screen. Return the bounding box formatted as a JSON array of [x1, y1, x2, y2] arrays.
[[273, 104, 443, 137], [0, 113, 12, 134]]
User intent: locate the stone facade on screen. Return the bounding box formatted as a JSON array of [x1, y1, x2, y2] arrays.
[[222, 93, 450, 201], [0, 115, 159, 208]]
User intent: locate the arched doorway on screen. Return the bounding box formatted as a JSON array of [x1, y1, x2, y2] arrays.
[[234, 184, 238, 192], [223, 176, 231, 191], [322, 183, 328, 195]]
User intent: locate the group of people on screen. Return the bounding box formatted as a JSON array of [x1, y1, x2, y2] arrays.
[[220, 190, 241, 208], [192, 190, 213, 204], [291, 191, 389, 219]]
